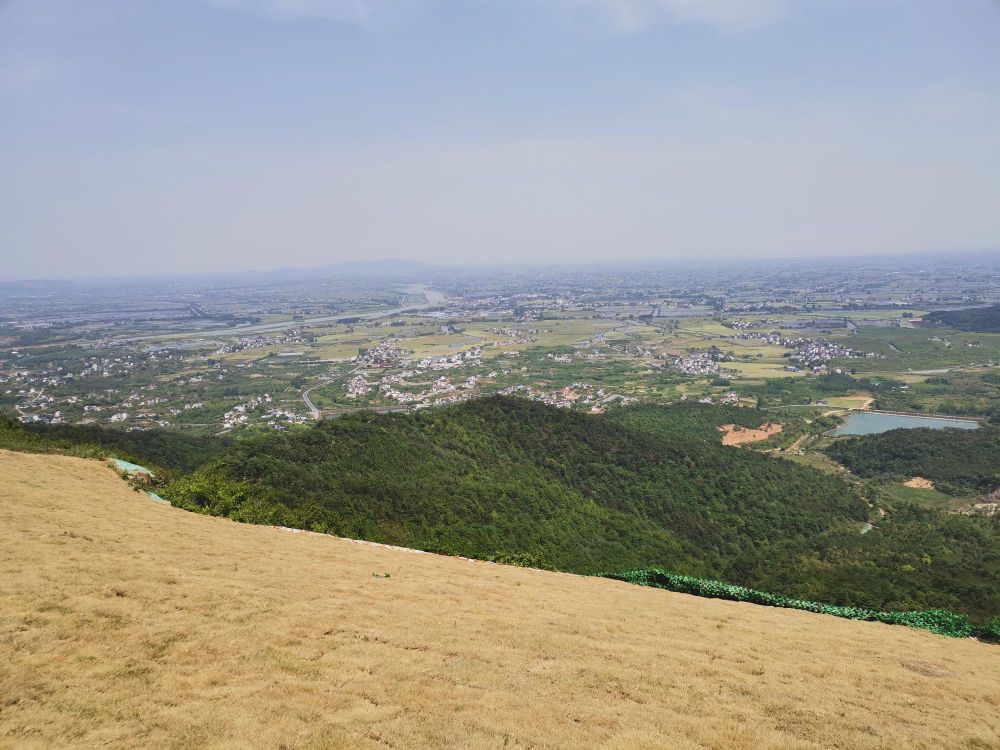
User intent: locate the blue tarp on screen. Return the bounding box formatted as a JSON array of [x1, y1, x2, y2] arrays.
[[113, 459, 153, 477]]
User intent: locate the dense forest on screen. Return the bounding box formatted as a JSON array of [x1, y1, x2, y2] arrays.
[[826, 426, 1000, 495], [742, 504, 999, 619], [164, 397, 867, 577], [924, 305, 1000, 332]]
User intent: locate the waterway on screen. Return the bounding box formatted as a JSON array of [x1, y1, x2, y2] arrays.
[[831, 412, 979, 436]]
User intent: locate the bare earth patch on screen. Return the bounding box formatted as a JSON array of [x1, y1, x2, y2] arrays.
[[719, 422, 783, 446], [1, 449, 998, 749], [904, 476, 936, 490]]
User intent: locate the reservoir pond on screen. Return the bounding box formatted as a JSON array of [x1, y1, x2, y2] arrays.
[[831, 412, 979, 436]]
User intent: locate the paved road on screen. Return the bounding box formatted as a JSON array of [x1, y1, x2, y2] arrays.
[[302, 375, 344, 419]]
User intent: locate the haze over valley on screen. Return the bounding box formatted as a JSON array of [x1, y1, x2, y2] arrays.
[[3, 1, 1000, 747]]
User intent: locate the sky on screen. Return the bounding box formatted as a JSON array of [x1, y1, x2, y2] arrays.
[[2, 0, 1000, 279]]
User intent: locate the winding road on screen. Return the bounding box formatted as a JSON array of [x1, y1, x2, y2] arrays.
[[302, 376, 343, 419]]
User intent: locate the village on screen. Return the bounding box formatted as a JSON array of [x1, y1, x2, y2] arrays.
[[4, 256, 1000, 433]]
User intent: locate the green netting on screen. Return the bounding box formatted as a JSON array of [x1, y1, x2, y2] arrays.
[[601, 569, 998, 642]]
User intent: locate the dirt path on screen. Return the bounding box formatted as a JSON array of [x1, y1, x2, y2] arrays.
[[784, 434, 809, 454]]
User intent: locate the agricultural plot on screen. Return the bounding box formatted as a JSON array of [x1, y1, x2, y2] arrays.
[[822, 395, 874, 409], [6, 258, 1000, 438], [882, 482, 955, 509], [726, 361, 801, 378], [841, 327, 1000, 372]]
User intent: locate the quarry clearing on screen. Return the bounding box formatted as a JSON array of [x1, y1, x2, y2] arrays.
[[1, 449, 999, 750], [718, 422, 783, 446]]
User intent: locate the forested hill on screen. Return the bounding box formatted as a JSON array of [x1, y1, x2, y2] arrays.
[[826, 426, 1000, 495], [165, 397, 866, 576], [924, 304, 1000, 332], [5, 399, 997, 619]]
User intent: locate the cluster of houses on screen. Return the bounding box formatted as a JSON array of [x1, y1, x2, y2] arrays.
[[498, 382, 636, 411], [380, 375, 475, 406], [622, 343, 661, 360], [212, 330, 309, 356], [260, 408, 310, 429], [414, 347, 485, 371], [736, 331, 881, 368], [3, 351, 167, 419], [345, 375, 372, 397], [346, 362, 489, 408], [686, 392, 742, 406], [222, 394, 273, 430], [484, 327, 540, 345], [219, 393, 307, 431], [668, 349, 732, 376], [727, 319, 784, 332], [354, 339, 410, 368]]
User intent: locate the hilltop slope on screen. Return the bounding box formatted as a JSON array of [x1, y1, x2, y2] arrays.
[[1, 450, 998, 749], [165, 397, 865, 577]]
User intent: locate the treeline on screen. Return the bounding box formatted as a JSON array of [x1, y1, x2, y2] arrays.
[[826, 426, 1000, 495], [0, 414, 230, 475], [924, 305, 1000, 333], [610, 401, 769, 441], [738, 372, 902, 408]]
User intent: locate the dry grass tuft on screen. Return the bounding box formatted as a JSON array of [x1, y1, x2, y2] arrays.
[[1, 449, 998, 749]]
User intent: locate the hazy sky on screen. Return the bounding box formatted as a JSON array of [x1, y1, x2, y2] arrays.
[[3, 0, 1000, 279]]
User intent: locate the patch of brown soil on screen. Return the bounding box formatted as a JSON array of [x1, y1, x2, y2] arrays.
[[719, 422, 783, 446], [904, 476, 936, 490]]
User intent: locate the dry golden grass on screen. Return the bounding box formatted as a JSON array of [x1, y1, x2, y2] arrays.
[[1, 449, 998, 750]]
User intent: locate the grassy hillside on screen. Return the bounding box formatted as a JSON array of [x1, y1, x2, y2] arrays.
[[164, 397, 866, 578], [2, 449, 998, 749], [4, 399, 997, 620]]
